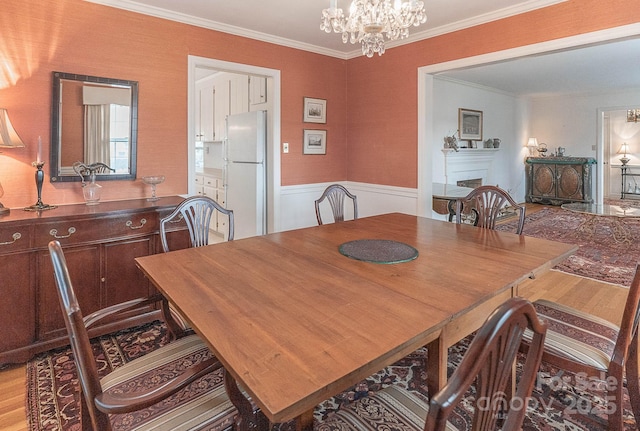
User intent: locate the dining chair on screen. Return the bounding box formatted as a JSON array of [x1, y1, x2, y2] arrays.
[[455, 185, 526, 234], [48, 240, 237, 431], [521, 264, 640, 431], [159, 195, 235, 335], [316, 297, 548, 431], [315, 184, 358, 225], [160, 195, 234, 252]]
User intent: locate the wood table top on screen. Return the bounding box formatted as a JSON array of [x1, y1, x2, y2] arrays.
[[135, 213, 576, 423]]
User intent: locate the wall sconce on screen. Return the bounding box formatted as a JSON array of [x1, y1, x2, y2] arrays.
[[627, 109, 640, 123], [526, 137, 538, 156], [0, 108, 26, 215], [618, 142, 631, 166]]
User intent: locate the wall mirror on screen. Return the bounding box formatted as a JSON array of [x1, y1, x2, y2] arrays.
[[50, 71, 138, 182]]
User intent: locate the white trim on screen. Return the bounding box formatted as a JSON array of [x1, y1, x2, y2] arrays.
[[188, 56, 282, 234], [418, 24, 640, 214]]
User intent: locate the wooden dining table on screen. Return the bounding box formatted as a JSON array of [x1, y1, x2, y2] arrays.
[[135, 213, 576, 430]]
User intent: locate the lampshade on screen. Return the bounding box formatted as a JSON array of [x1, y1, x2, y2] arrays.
[[0, 109, 26, 148], [617, 142, 630, 156]]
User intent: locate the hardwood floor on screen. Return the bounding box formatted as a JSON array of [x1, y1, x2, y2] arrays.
[[0, 203, 630, 430]]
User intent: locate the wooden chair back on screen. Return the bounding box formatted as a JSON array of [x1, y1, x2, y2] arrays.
[[160, 195, 234, 252], [455, 185, 526, 234], [612, 263, 640, 375], [315, 184, 358, 225], [427, 297, 547, 431], [49, 240, 114, 430]]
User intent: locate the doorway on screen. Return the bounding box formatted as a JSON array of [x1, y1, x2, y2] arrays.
[[418, 27, 640, 213], [600, 107, 640, 201], [187, 56, 282, 234]]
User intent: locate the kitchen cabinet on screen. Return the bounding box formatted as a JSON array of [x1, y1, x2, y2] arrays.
[[525, 157, 596, 205], [229, 74, 249, 115], [214, 78, 230, 141], [198, 172, 228, 240], [250, 75, 267, 105], [0, 197, 189, 364], [195, 81, 215, 142]]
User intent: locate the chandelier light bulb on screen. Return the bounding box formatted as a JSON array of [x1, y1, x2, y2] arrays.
[[321, 0, 427, 57]]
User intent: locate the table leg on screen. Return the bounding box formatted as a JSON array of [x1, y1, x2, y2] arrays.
[[426, 334, 447, 399], [224, 370, 270, 431], [295, 409, 315, 431]]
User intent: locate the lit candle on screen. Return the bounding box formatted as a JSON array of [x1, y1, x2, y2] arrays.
[[37, 136, 42, 164]]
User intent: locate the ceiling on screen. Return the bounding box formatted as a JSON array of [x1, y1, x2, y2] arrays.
[[88, 0, 640, 96]]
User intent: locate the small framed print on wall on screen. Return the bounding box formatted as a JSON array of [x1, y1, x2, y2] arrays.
[[458, 108, 483, 141], [303, 97, 327, 123], [303, 129, 326, 154]]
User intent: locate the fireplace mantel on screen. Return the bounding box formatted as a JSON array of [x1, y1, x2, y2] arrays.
[[441, 148, 500, 186]]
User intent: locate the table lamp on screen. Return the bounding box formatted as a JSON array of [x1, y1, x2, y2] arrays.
[[526, 137, 538, 156], [0, 109, 26, 215], [618, 142, 630, 166]]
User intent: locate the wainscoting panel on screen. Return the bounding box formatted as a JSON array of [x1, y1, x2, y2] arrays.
[[279, 182, 418, 232]]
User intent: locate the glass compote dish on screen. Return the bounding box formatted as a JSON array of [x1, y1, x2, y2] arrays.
[[142, 175, 165, 201]]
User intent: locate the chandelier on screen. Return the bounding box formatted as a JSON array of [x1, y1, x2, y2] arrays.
[[321, 0, 427, 58], [628, 109, 640, 123]]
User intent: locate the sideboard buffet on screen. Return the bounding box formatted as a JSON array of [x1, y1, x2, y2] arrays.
[[525, 157, 596, 205], [0, 196, 189, 364]]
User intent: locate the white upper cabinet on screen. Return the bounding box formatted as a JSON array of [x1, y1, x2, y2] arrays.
[[250, 76, 267, 106], [229, 74, 249, 115], [195, 81, 215, 142], [214, 79, 230, 141]]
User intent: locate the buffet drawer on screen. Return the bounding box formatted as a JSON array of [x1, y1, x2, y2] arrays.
[[33, 212, 159, 247], [0, 224, 31, 253]]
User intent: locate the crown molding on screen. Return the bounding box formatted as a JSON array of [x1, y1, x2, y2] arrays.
[[86, 0, 568, 60]]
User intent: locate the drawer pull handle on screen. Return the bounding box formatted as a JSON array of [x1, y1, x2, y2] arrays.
[[169, 214, 184, 223], [50, 227, 76, 239], [0, 232, 21, 246], [126, 218, 147, 230]]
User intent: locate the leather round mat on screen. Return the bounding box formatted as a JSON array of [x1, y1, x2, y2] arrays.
[[339, 239, 419, 264]]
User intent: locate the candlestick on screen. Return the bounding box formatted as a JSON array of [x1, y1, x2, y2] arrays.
[[24, 161, 57, 212]]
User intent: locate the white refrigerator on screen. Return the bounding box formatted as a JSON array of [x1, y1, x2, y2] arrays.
[[224, 110, 267, 239]]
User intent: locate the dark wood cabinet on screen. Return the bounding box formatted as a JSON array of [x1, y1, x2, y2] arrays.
[[526, 157, 596, 205], [0, 196, 188, 364]]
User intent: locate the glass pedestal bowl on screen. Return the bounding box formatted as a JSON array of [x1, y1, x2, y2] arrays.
[[142, 175, 165, 201]]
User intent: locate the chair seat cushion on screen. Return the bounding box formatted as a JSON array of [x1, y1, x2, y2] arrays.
[[529, 299, 619, 371], [101, 334, 236, 431], [316, 385, 458, 431]]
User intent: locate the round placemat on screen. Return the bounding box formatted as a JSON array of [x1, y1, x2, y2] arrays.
[[339, 239, 419, 264]]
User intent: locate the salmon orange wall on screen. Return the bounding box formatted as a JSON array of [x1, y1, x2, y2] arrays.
[[1, 0, 638, 208], [345, 0, 640, 188], [0, 0, 347, 208]]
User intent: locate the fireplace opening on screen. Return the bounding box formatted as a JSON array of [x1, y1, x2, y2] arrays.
[[457, 178, 482, 189]]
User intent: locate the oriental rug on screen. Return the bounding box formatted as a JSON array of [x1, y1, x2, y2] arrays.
[[497, 205, 640, 287], [26, 322, 637, 430]]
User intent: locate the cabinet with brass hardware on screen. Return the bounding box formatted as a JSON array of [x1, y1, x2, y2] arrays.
[[0, 196, 189, 364]]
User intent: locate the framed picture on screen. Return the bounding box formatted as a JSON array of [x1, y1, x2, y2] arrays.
[[303, 129, 326, 154], [458, 108, 483, 141], [303, 97, 326, 123]]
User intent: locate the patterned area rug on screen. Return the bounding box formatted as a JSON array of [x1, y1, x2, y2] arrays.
[[26, 322, 637, 430], [497, 205, 640, 286]]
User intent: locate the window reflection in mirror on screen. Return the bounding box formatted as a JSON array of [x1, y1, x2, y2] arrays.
[[50, 71, 138, 182]]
